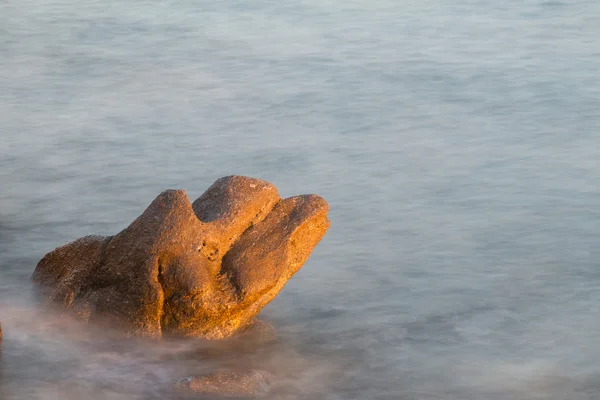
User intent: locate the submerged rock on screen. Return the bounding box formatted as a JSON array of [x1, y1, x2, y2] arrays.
[[174, 370, 272, 398], [237, 319, 277, 344], [31, 176, 329, 339]]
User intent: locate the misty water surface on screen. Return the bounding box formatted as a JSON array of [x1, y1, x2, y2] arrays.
[[2, 0, 600, 399]]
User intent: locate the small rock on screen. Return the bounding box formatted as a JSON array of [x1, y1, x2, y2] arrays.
[[174, 370, 272, 398], [237, 319, 277, 344]]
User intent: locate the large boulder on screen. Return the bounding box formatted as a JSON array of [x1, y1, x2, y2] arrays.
[[31, 176, 329, 339]]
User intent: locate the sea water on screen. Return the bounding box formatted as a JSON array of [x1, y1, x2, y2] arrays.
[[2, 0, 600, 398]]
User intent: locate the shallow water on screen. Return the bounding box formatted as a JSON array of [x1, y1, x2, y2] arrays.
[[2, 0, 600, 398]]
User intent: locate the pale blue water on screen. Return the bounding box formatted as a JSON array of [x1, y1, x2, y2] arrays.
[[2, 0, 600, 399]]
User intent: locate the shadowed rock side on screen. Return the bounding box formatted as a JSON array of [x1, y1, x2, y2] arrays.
[[31, 176, 329, 339]]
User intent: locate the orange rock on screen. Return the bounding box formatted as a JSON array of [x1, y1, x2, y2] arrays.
[[32, 176, 329, 339]]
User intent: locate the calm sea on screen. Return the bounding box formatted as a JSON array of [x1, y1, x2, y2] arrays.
[[2, 0, 600, 398]]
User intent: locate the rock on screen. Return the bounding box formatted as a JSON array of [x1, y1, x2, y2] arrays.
[[174, 370, 272, 398], [210, 319, 278, 355], [32, 176, 329, 339], [236, 319, 277, 344], [0, 320, 2, 341]]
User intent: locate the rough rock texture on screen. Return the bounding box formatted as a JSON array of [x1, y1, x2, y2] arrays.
[[174, 371, 271, 398], [31, 176, 329, 339]]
